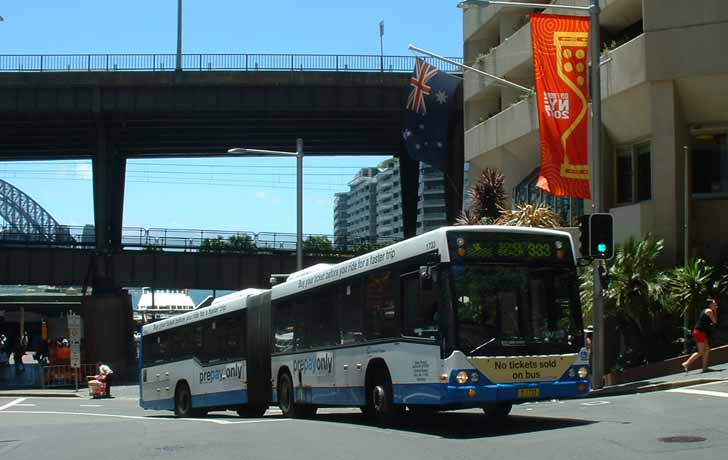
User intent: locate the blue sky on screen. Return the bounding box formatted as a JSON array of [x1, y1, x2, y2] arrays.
[[0, 1, 464, 236]]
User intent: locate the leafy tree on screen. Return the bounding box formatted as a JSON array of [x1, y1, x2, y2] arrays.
[[228, 234, 255, 252], [303, 236, 333, 255], [200, 236, 227, 252]]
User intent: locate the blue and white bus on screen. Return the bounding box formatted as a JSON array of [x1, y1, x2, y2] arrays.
[[141, 226, 590, 423], [139, 288, 272, 417], [269, 226, 590, 424]]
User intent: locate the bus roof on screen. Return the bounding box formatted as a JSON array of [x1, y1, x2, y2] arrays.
[[271, 225, 573, 300], [141, 288, 265, 336]]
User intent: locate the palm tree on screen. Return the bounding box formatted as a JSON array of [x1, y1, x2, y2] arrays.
[[664, 258, 728, 349], [456, 168, 505, 225], [606, 235, 671, 362], [494, 202, 563, 228]]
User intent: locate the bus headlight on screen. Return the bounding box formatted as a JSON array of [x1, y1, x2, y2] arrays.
[[456, 371, 469, 384], [578, 367, 589, 379], [470, 372, 480, 383]]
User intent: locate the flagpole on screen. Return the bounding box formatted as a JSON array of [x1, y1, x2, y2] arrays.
[[408, 44, 533, 95]]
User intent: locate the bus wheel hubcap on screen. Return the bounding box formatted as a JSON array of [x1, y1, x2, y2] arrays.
[[373, 386, 385, 411]]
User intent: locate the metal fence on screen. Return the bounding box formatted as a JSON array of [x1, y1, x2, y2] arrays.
[[0, 53, 463, 73], [41, 363, 97, 389], [0, 225, 401, 255]]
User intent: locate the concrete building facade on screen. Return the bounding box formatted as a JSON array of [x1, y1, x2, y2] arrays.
[[336, 167, 378, 242], [333, 159, 449, 241], [463, 0, 728, 264]]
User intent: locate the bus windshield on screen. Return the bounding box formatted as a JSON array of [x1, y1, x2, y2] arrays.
[[451, 264, 583, 357]]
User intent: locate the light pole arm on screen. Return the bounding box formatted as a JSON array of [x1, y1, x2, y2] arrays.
[[462, 0, 591, 11], [408, 44, 533, 95]]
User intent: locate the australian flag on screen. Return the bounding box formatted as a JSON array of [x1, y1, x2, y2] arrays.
[[403, 58, 461, 172]]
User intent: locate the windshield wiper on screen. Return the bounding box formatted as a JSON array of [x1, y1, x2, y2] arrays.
[[469, 337, 496, 355]]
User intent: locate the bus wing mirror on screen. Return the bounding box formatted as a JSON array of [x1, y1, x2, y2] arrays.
[[419, 265, 433, 291]]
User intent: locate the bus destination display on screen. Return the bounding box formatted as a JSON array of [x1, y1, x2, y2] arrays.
[[447, 232, 572, 263]]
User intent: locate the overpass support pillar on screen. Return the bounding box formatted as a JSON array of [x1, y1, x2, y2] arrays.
[[81, 291, 134, 377], [92, 122, 126, 255]]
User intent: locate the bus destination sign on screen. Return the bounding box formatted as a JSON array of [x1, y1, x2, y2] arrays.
[[447, 232, 572, 264]]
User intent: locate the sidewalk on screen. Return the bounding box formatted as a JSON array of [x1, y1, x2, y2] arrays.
[[588, 362, 728, 397]]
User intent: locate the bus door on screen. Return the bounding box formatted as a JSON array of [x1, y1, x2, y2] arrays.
[[337, 279, 366, 403]]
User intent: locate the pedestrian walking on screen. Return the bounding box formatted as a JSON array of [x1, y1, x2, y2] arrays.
[[0, 334, 9, 366], [97, 362, 115, 398], [14, 331, 29, 372], [682, 298, 719, 373]]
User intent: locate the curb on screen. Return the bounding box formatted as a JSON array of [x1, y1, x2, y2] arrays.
[[587, 377, 728, 398], [0, 392, 83, 398]]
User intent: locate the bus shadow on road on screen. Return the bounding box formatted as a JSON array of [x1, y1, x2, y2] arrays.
[[309, 412, 597, 439]]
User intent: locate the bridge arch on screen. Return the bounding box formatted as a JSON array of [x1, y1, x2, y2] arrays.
[[0, 178, 72, 243]]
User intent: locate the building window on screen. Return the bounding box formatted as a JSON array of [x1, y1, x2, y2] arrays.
[[692, 131, 728, 195], [615, 142, 651, 204], [514, 169, 583, 226]]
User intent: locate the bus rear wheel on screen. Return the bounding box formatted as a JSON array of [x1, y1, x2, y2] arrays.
[[368, 369, 402, 426], [278, 372, 317, 419], [174, 382, 193, 417], [482, 402, 512, 423]]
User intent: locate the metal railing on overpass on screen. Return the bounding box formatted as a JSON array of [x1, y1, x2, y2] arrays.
[[0, 53, 463, 73], [0, 225, 400, 256]]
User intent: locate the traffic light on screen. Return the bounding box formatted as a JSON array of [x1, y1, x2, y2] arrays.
[[577, 213, 614, 260], [578, 215, 590, 258], [589, 213, 614, 260]]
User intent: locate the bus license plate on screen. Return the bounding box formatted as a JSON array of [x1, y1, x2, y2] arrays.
[[517, 388, 540, 399]]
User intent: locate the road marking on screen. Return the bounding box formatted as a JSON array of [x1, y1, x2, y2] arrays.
[[667, 388, 728, 398], [14, 403, 37, 407], [0, 410, 293, 425], [581, 401, 611, 406], [0, 398, 26, 411], [80, 404, 103, 407]]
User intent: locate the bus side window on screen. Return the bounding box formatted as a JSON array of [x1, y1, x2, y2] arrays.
[[273, 302, 294, 353], [366, 270, 400, 340], [402, 269, 440, 340], [339, 279, 364, 345]]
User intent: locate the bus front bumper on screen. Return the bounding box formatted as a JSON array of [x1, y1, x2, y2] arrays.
[[396, 380, 590, 407]]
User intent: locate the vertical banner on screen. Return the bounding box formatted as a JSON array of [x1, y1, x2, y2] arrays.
[[531, 13, 591, 199]]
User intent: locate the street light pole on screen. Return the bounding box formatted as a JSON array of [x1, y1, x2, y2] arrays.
[[587, 0, 606, 390], [228, 140, 305, 271], [296, 138, 304, 271], [457, 0, 605, 388], [379, 20, 385, 72], [176, 0, 183, 71]]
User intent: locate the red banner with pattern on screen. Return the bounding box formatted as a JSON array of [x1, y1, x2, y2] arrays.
[[531, 13, 591, 199]]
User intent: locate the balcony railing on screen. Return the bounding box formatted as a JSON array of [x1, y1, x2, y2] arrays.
[[0, 53, 463, 73]]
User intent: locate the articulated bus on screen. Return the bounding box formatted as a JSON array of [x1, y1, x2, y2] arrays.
[[139, 288, 272, 417], [140, 226, 590, 422]]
